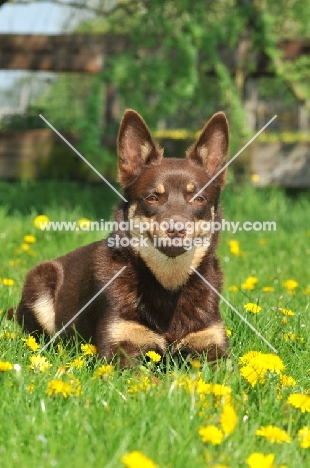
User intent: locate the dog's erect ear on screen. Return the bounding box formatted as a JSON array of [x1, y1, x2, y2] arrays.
[[118, 110, 163, 187], [186, 112, 229, 187]]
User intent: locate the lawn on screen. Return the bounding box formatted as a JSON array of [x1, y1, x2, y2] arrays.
[[0, 180, 309, 468]]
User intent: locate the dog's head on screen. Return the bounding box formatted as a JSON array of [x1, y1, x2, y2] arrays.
[[117, 110, 229, 259]]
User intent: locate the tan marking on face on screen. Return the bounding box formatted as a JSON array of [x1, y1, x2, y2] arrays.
[[128, 203, 137, 220], [155, 183, 165, 194], [174, 323, 226, 353], [186, 183, 195, 192], [190, 245, 210, 271], [32, 293, 55, 335], [108, 319, 167, 350]]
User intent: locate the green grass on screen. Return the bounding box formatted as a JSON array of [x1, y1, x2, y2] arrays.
[[0, 180, 309, 468]]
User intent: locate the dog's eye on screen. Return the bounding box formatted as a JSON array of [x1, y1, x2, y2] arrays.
[[145, 195, 158, 204], [193, 196, 205, 204]]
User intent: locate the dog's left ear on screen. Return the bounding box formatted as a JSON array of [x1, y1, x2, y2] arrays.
[[186, 112, 229, 188], [118, 110, 163, 187]]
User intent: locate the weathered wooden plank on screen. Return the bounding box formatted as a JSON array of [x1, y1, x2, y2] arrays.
[[251, 142, 310, 187], [0, 129, 84, 179], [0, 34, 129, 72], [0, 34, 309, 73]]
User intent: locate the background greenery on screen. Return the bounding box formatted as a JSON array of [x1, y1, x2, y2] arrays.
[[1, 0, 310, 172]]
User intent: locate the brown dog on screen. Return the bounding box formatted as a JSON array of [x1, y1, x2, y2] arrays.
[[15, 110, 229, 366]]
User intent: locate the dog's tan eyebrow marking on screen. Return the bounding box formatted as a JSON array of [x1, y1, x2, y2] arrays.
[[186, 183, 195, 192], [155, 183, 165, 194]]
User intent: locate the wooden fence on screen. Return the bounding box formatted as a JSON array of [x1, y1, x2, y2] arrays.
[[0, 129, 309, 187]]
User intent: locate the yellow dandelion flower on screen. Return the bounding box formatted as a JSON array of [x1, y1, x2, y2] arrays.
[[0, 331, 18, 339], [57, 343, 66, 356], [259, 354, 285, 374], [198, 425, 223, 445], [22, 335, 40, 351], [283, 279, 298, 290], [189, 359, 201, 369], [23, 235, 37, 244], [242, 276, 258, 290], [239, 351, 262, 364], [21, 243, 30, 251], [259, 238, 267, 245], [120, 451, 159, 468], [34, 214, 50, 230], [66, 357, 85, 369], [127, 376, 151, 395], [245, 276, 258, 285], [29, 355, 51, 372], [262, 286, 274, 292], [77, 218, 91, 230], [280, 375, 296, 387], [46, 378, 81, 397], [8, 259, 21, 266], [287, 394, 310, 413], [282, 317, 287, 325], [228, 285, 238, 292], [244, 303, 262, 314], [175, 374, 195, 393], [225, 328, 232, 337], [145, 351, 161, 363], [246, 452, 275, 468], [256, 425, 291, 444], [27, 383, 35, 393], [283, 333, 296, 341], [239, 351, 285, 386], [2, 278, 15, 286], [81, 343, 97, 355], [196, 380, 232, 397], [251, 174, 260, 182], [298, 426, 310, 449], [0, 361, 14, 371], [93, 364, 114, 378], [240, 364, 264, 387], [229, 240, 242, 256], [220, 403, 238, 435], [278, 308, 295, 316], [240, 351, 285, 374]]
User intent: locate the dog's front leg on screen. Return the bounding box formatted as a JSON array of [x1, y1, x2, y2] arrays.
[[96, 319, 167, 367], [173, 323, 229, 362]]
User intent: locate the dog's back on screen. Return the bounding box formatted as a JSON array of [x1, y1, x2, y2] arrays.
[[16, 109, 229, 367]]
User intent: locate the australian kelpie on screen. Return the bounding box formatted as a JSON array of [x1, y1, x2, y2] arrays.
[[14, 110, 229, 367]]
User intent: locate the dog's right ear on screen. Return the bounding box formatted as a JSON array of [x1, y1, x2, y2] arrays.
[[118, 110, 163, 187]]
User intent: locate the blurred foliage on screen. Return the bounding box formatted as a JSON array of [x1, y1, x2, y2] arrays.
[[1, 0, 310, 172], [0, 106, 45, 131]]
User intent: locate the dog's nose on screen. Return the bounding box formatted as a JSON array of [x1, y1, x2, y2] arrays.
[[166, 218, 187, 239], [167, 228, 186, 239]]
